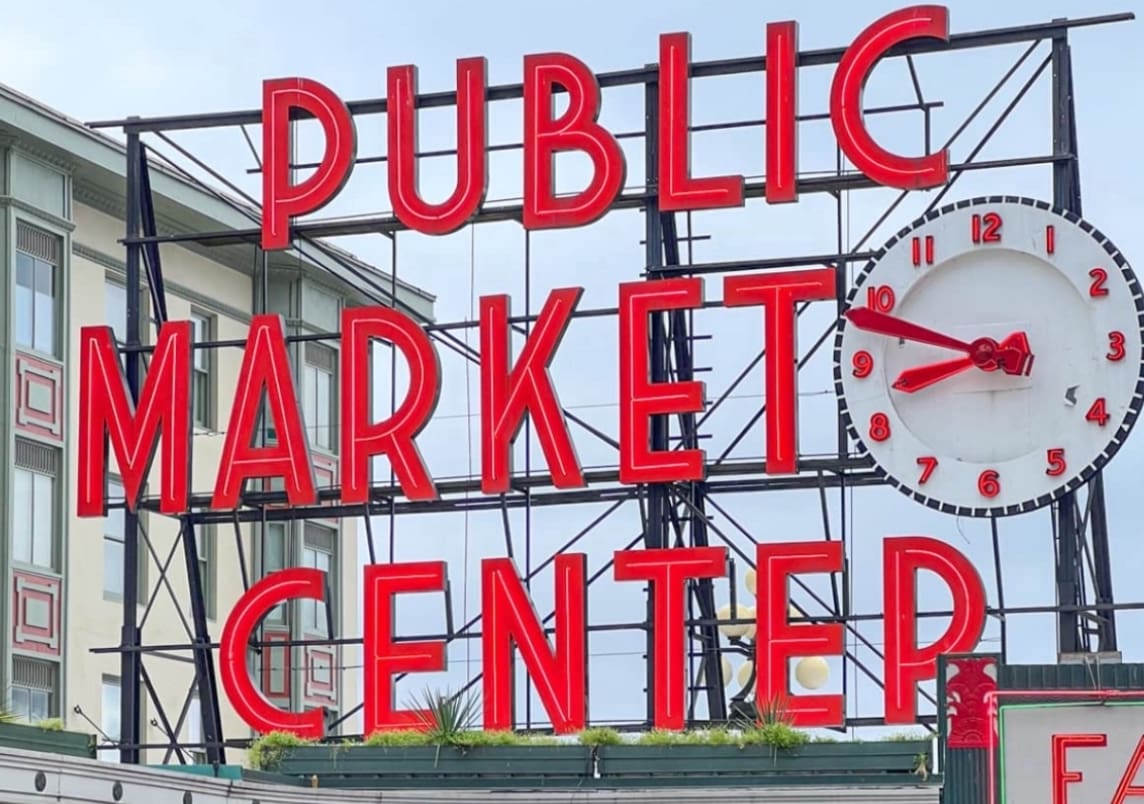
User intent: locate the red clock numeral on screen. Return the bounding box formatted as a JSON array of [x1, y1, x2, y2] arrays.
[[1086, 397, 1110, 427], [869, 412, 891, 442], [852, 350, 874, 378], [978, 469, 1000, 498], [1046, 448, 1067, 477], [971, 212, 1002, 244], [1046, 225, 1055, 254], [911, 236, 935, 267], [917, 456, 938, 484], [1089, 267, 1109, 297], [1107, 331, 1125, 361], [866, 285, 895, 313]]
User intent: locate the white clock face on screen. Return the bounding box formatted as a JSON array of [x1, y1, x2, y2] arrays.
[[833, 197, 1144, 517]]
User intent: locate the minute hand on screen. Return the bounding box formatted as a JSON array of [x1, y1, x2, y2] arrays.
[[844, 307, 974, 353]]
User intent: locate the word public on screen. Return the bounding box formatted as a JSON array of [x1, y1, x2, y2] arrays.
[[259, 5, 951, 249]]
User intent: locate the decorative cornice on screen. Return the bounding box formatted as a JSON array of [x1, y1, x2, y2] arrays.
[[72, 241, 252, 325], [0, 196, 75, 232], [72, 182, 126, 220], [10, 141, 76, 174]]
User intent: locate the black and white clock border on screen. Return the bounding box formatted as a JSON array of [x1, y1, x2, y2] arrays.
[[832, 195, 1144, 518]]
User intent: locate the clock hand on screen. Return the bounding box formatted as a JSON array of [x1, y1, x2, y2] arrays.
[[892, 331, 1035, 393], [892, 357, 974, 393], [844, 307, 975, 354]]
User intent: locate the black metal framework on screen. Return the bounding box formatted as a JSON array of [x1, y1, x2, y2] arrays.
[[84, 12, 1139, 762]]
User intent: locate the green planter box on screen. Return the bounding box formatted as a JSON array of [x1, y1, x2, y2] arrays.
[[597, 740, 932, 786], [265, 739, 932, 790], [271, 744, 594, 788], [0, 722, 96, 759]]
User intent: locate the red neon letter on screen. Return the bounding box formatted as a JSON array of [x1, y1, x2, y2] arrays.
[[618, 278, 705, 484], [388, 58, 488, 234], [1112, 735, 1144, 803], [658, 33, 743, 212], [482, 554, 587, 733], [220, 569, 326, 738], [341, 307, 440, 503], [212, 315, 316, 509], [523, 52, 626, 229], [1051, 734, 1107, 804], [480, 288, 584, 493], [723, 268, 835, 474], [756, 541, 844, 726], [77, 321, 191, 516], [830, 6, 949, 190], [262, 78, 356, 250], [883, 536, 987, 724], [363, 561, 447, 733], [614, 547, 726, 729], [766, 21, 798, 203]]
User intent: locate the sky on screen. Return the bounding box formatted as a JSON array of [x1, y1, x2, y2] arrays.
[[3, 0, 1143, 735]]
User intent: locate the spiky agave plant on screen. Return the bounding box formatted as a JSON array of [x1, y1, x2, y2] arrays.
[[410, 688, 481, 750]]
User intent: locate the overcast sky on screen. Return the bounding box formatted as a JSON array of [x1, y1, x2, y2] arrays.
[[4, 0, 1143, 735]]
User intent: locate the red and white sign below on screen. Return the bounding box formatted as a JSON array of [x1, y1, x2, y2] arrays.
[[997, 700, 1144, 804], [259, 5, 951, 249]]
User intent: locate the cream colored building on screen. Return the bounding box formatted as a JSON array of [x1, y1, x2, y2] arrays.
[[0, 84, 434, 763]]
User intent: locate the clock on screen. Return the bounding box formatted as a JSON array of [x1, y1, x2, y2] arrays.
[[833, 196, 1144, 517]]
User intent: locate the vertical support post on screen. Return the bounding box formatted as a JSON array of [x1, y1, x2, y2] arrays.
[[181, 518, 227, 764], [660, 213, 726, 723], [120, 124, 143, 764], [1050, 28, 1118, 656], [643, 70, 668, 726]]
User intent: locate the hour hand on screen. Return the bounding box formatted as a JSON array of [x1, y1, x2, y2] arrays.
[[892, 357, 974, 393]]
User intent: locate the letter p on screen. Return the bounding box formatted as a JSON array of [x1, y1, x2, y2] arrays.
[[262, 77, 356, 250]]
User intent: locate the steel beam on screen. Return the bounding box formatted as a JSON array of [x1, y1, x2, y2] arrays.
[[87, 13, 1132, 132]]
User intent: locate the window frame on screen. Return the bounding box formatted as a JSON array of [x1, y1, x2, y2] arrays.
[[192, 523, 217, 621], [10, 657, 58, 724], [102, 475, 149, 602], [100, 675, 121, 763], [190, 309, 215, 430], [14, 221, 62, 359], [302, 341, 337, 452], [13, 437, 60, 573]]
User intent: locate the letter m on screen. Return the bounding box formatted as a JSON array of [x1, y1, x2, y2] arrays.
[[77, 321, 192, 517]]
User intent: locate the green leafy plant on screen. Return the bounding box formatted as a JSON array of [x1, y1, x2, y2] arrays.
[[0, 708, 20, 725], [34, 718, 64, 731], [577, 726, 623, 746], [363, 729, 432, 747], [248, 731, 314, 770]]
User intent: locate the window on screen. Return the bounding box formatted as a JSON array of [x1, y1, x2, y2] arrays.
[[10, 658, 57, 724], [301, 523, 335, 634], [105, 278, 127, 343], [13, 439, 58, 571], [192, 525, 216, 620], [302, 342, 336, 451], [187, 695, 206, 764], [262, 520, 289, 624], [15, 222, 60, 357], [101, 676, 120, 763], [190, 311, 214, 428], [103, 479, 125, 596], [103, 477, 147, 600]]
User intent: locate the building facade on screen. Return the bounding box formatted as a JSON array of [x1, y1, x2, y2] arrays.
[[0, 83, 434, 762]]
